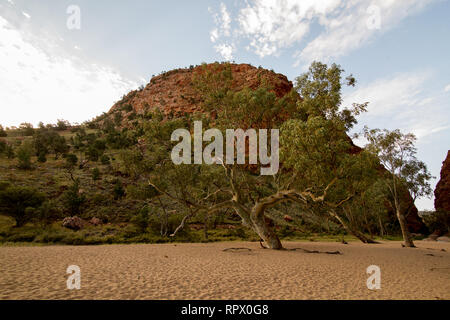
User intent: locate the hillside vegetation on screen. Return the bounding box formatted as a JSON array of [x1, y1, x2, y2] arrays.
[[0, 62, 442, 247]]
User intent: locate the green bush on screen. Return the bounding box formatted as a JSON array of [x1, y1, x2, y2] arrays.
[[131, 207, 149, 233], [16, 141, 34, 170], [37, 152, 47, 163], [0, 186, 45, 227], [62, 179, 86, 215], [92, 167, 101, 181]]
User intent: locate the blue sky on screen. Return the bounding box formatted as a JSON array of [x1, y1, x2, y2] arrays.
[[0, 0, 449, 210]]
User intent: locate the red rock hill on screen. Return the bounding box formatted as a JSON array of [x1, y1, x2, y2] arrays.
[[109, 63, 292, 120], [106, 63, 426, 233]]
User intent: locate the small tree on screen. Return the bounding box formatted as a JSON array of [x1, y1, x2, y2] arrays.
[[19, 123, 34, 136], [16, 141, 34, 170], [36, 200, 61, 227], [113, 179, 125, 200], [63, 179, 86, 215], [364, 128, 433, 247], [131, 206, 150, 233], [64, 153, 78, 181], [56, 119, 70, 131], [92, 167, 101, 181], [37, 151, 47, 163], [0, 125, 7, 137], [0, 185, 46, 227]]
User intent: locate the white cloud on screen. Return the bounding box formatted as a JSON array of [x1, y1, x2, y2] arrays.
[[0, 16, 138, 127], [343, 72, 427, 116], [210, 28, 218, 43], [237, 0, 340, 58], [445, 84, 450, 92], [220, 2, 231, 37], [297, 0, 434, 65], [214, 43, 234, 61], [210, 0, 435, 65], [343, 71, 450, 140], [209, 3, 234, 60]]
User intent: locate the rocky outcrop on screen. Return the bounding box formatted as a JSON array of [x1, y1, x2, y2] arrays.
[[89, 217, 102, 226], [62, 216, 85, 230], [435, 151, 450, 213]]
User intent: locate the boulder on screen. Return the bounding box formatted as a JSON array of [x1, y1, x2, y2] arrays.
[[62, 216, 85, 230], [437, 236, 450, 242], [89, 217, 102, 226]]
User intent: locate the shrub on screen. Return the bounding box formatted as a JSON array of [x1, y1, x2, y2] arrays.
[[0, 186, 46, 227], [86, 146, 100, 162], [62, 179, 86, 215], [35, 200, 61, 226], [92, 167, 101, 181], [19, 123, 34, 136], [113, 180, 125, 200], [65, 154, 78, 169], [16, 141, 34, 170], [37, 151, 47, 163], [56, 119, 70, 131], [0, 125, 7, 137], [131, 207, 149, 233], [100, 154, 110, 165]]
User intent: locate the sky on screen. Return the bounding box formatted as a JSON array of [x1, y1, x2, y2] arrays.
[[0, 0, 449, 210]]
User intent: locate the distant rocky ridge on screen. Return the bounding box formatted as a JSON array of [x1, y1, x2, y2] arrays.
[[104, 62, 427, 233], [435, 151, 450, 212]]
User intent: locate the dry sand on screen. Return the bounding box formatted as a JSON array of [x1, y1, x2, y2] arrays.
[[0, 240, 449, 300]]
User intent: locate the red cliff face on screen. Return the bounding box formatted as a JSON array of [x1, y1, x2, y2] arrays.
[[435, 151, 450, 212], [107, 63, 426, 233]]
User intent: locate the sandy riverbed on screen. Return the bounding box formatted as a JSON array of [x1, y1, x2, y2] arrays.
[[0, 240, 449, 300]]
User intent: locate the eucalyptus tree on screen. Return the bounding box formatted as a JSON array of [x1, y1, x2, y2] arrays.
[[121, 62, 377, 249], [364, 128, 433, 247]]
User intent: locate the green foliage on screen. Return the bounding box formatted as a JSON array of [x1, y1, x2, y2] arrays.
[[0, 140, 14, 159], [65, 153, 78, 168], [113, 179, 125, 200], [131, 207, 149, 232], [0, 140, 7, 155], [16, 141, 34, 170], [63, 179, 86, 215], [56, 119, 70, 131], [100, 154, 110, 165], [92, 167, 101, 181], [37, 151, 47, 163], [0, 185, 46, 227], [33, 128, 69, 158], [295, 61, 367, 130], [35, 200, 61, 226], [364, 128, 433, 204], [0, 125, 7, 137], [19, 123, 34, 136], [86, 146, 100, 161]]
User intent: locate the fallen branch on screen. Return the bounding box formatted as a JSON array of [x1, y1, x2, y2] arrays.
[[287, 247, 342, 255], [222, 248, 252, 252]]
